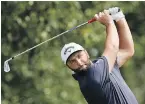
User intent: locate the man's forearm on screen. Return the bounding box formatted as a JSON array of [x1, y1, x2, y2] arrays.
[[103, 22, 119, 72], [116, 18, 134, 54], [105, 22, 119, 50]]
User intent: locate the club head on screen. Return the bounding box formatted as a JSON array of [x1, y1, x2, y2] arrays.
[[4, 60, 10, 72]]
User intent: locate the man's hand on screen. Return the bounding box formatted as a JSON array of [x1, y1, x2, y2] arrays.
[[109, 7, 125, 22], [94, 10, 113, 27]]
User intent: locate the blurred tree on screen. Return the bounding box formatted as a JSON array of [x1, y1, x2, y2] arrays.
[[1, 1, 145, 104]]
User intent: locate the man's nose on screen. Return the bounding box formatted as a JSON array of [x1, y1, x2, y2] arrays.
[[76, 59, 83, 66]]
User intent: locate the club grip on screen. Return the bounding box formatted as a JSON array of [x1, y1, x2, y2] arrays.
[[88, 17, 97, 23]]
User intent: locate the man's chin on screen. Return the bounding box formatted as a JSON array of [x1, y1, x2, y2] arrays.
[[73, 67, 87, 73], [80, 67, 87, 71]]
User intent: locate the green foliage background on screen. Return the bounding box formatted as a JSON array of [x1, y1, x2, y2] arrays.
[[1, 1, 145, 104]]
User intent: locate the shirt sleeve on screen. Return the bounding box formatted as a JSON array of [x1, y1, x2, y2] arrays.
[[93, 56, 110, 86]]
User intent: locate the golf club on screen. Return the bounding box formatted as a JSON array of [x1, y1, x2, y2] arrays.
[[4, 17, 97, 72]]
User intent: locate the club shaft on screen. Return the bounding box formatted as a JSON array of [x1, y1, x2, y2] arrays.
[[11, 21, 88, 60]]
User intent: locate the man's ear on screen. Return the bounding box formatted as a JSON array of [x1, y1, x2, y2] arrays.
[[84, 50, 90, 58]]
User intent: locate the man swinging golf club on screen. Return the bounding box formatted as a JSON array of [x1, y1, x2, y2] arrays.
[[61, 7, 138, 104]]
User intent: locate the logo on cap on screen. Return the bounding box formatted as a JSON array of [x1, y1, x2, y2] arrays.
[[64, 46, 74, 55]]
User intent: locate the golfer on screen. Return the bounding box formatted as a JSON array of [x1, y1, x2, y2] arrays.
[[61, 7, 138, 104]]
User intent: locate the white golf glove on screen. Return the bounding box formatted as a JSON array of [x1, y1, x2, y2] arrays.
[[109, 7, 125, 22]]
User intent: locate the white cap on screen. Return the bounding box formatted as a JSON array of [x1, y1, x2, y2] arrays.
[[61, 42, 84, 64]]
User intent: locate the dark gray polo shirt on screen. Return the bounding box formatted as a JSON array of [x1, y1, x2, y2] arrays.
[[72, 56, 138, 104]]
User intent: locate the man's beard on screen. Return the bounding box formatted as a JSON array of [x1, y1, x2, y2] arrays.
[[72, 60, 92, 73]]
